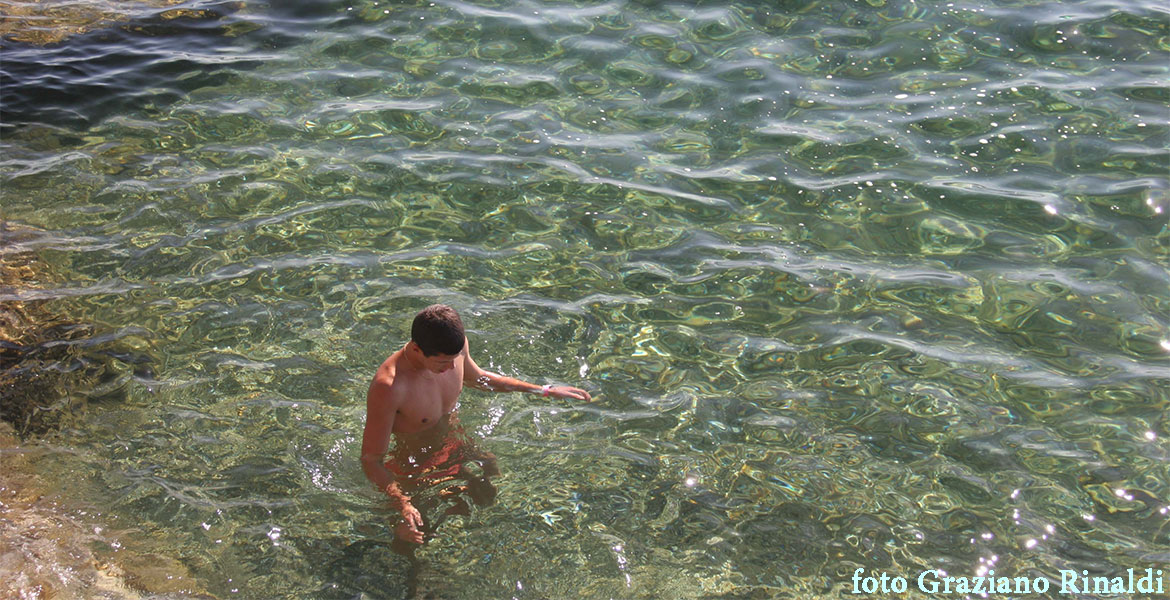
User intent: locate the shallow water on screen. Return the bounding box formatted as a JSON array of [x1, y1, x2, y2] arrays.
[[2, 0, 1168, 598]]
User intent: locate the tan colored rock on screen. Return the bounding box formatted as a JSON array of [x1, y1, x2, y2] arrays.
[[0, 422, 216, 599], [0, 0, 237, 45]]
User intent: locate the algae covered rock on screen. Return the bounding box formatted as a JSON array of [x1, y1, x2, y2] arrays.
[[1, 222, 159, 436]]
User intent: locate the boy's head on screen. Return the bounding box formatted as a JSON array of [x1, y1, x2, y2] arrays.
[[411, 304, 465, 357]]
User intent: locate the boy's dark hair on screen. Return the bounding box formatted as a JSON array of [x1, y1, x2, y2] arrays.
[[411, 304, 465, 356]]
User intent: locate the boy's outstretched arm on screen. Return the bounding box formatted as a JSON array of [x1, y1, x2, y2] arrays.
[[460, 339, 592, 401]]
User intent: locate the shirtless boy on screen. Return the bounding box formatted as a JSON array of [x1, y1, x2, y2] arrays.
[[360, 304, 591, 546]]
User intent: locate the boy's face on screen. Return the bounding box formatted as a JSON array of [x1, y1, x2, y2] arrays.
[[422, 352, 459, 374]]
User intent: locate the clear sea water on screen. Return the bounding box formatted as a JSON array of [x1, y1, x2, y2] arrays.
[[1, 0, 1168, 598]]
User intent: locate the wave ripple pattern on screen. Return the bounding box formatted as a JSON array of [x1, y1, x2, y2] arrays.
[[1, 0, 1168, 598]]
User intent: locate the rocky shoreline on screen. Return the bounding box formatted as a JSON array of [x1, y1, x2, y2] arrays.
[[1, 223, 211, 598], [1, 422, 216, 599]]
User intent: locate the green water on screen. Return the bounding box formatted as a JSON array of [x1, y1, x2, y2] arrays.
[[1, 0, 1168, 598]]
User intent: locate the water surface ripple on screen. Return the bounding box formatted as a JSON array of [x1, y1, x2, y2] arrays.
[[2, 0, 1168, 598]]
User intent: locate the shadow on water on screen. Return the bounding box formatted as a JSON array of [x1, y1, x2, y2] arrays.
[[0, 1, 261, 134]]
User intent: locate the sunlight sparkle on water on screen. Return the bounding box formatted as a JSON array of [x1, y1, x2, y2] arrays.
[[3, 0, 1168, 597]]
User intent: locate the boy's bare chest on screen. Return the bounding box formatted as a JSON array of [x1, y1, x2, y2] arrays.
[[393, 371, 462, 433]]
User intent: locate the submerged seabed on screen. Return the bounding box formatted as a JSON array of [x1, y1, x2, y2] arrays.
[[1, 0, 1168, 598]]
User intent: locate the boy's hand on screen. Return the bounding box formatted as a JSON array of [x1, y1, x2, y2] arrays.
[[396, 503, 425, 544], [546, 385, 592, 401]]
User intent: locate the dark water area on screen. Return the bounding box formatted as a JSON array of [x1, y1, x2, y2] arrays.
[[1, 0, 1168, 598], [0, 1, 275, 133]]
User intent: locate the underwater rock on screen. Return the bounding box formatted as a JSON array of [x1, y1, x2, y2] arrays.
[[0, 237, 201, 592], [0, 422, 215, 599], [0, 223, 85, 435], [3, 229, 78, 433], [1, 222, 159, 436]]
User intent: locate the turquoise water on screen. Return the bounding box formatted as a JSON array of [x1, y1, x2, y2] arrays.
[[2, 0, 1168, 598]]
